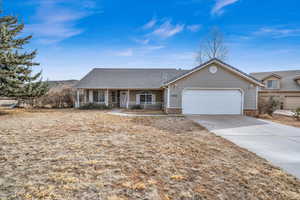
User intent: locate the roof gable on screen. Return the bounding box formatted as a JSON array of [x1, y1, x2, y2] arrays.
[[251, 70, 300, 80], [251, 70, 300, 91], [261, 73, 282, 80], [164, 59, 264, 87]]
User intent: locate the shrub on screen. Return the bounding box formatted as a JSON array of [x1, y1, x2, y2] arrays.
[[131, 105, 142, 109], [294, 108, 300, 121], [37, 87, 75, 108], [79, 103, 110, 110], [258, 97, 279, 115]]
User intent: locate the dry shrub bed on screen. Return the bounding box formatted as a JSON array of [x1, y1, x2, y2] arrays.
[[123, 110, 166, 115], [0, 110, 299, 200], [271, 115, 300, 128], [259, 114, 300, 128]]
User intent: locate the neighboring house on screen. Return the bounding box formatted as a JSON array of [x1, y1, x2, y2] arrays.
[[251, 70, 300, 110], [74, 59, 263, 115], [0, 97, 17, 108]]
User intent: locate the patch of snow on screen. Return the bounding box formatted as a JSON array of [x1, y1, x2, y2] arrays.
[[274, 110, 295, 117]]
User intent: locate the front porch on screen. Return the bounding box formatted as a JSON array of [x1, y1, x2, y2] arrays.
[[75, 89, 164, 109]]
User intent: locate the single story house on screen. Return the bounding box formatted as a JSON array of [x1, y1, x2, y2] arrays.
[[251, 70, 300, 110], [74, 59, 264, 115]]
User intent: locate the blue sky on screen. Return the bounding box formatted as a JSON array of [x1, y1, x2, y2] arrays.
[[4, 0, 300, 80]]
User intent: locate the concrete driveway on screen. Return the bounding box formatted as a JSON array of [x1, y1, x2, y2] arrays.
[[188, 115, 300, 179]]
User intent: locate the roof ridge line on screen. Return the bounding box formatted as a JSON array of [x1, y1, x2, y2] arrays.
[[92, 68, 183, 70]]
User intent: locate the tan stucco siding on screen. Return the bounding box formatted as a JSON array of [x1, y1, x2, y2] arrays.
[[259, 91, 300, 110], [168, 63, 258, 110]]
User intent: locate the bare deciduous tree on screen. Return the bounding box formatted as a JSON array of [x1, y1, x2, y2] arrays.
[[196, 27, 228, 64]]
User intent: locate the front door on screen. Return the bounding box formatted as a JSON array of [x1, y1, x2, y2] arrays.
[[120, 91, 128, 108]]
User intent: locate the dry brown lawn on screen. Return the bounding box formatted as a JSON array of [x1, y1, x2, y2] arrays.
[[271, 115, 300, 128], [259, 114, 300, 128], [0, 109, 300, 200]]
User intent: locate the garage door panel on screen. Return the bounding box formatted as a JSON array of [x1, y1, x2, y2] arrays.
[[182, 90, 242, 115]]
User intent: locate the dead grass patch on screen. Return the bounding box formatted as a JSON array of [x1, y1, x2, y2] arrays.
[[0, 110, 299, 200], [259, 114, 300, 128]]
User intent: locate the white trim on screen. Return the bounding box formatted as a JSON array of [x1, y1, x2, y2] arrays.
[[182, 88, 244, 115], [136, 94, 140, 104], [152, 94, 156, 104], [76, 89, 80, 108], [126, 90, 130, 108], [164, 60, 264, 87], [256, 86, 258, 110], [84, 89, 87, 103], [89, 90, 93, 103], [105, 89, 109, 106], [167, 86, 170, 108]]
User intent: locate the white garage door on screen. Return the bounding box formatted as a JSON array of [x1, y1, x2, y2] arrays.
[[182, 89, 242, 115]]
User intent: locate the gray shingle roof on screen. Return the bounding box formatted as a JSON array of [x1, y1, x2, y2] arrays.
[[251, 70, 300, 91], [75, 68, 188, 89]]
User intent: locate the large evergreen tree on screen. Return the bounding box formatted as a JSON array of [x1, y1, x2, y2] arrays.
[[0, 15, 48, 101]]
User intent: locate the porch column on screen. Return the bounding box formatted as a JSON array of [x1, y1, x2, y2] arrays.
[[76, 89, 80, 108], [167, 86, 170, 108], [126, 90, 130, 109], [84, 89, 87, 103], [89, 90, 93, 103], [105, 89, 109, 106]]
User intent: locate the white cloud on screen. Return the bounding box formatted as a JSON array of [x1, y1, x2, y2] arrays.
[[134, 18, 186, 49], [151, 20, 185, 38], [212, 0, 239, 15], [143, 18, 157, 30], [254, 27, 300, 38], [26, 0, 99, 44], [82, 0, 97, 8], [133, 38, 150, 45], [187, 24, 202, 32], [142, 45, 165, 51], [116, 45, 164, 57], [116, 49, 134, 57], [169, 52, 198, 60]]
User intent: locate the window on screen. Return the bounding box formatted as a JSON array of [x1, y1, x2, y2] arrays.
[[92, 90, 105, 103], [93, 91, 99, 102], [140, 92, 153, 104], [266, 80, 279, 89], [99, 90, 105, 102], [86, 90, 89, 102], [111, 91, 116, 103]]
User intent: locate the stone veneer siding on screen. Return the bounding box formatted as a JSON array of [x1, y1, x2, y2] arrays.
[[165, 108, 182, 114], [243, 109, 259, 117]]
